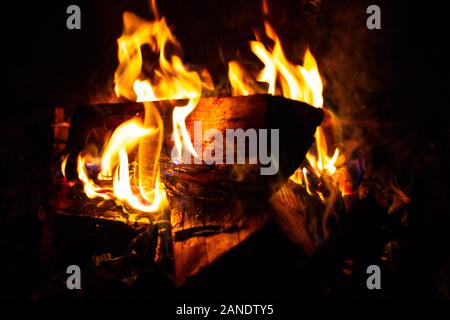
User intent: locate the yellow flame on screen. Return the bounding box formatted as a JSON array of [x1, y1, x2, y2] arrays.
[[76, 117, 167, 213], [75, 2, 215, 214], [228, 60, 255, 96], [73, 1, 346, 216], [249, 23, 323, 107], [229, 20, 343, 196], [302, 168, 313, 196], [98, 119, 155, 180], [77, 154, 109, 200], [114, 9, 212, 161], [113, 148, 167, 213], [61, 154, 69, 179]]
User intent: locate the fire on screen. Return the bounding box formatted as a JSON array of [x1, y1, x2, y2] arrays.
[[73, 0, 216, 214], [114, 8, 213, 161], [228, 61, 255, 96], [60, 154, 69, 179], [97, 119, 155, 180], [77, 154, 109, 200], [113, 147, 166, 213], [75, 117, 167, 212], [65, 0, 344, 216], [228, 20, 344, 199]]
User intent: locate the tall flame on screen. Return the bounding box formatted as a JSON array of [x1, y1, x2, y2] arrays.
[[114, 9, 213, 161], [228, 61, 255, 96], [228, 20, 343, 198], [68, 1, 343, 215], [74, 2, 215, 214]]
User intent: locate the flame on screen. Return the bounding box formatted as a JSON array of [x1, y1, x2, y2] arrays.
[[228, 61, 255, 96], [75, 117, 167, 213], [73, 2, 214, 214], [98, 119, 155, 180], [61, 154, 69, 179], [114, 8, 213, 161], [77, 154, 110, 200], [113, 147, 167, 213], [229, 20, 344, 199], [72, 1, 345, 217]]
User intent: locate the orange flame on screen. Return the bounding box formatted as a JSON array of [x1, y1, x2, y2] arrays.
[[73, 2, 215, 214], [75, 117, 167, 213], [228, 61, 255, 96], [114, 9, 213, 161], [70, 1, 346, 216], [229, 20, 344, 198], [61, 154, 69, 179], [98, 119, 155, 180], [77, 154, 109, 200]]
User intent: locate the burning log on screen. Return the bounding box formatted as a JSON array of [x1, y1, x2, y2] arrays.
[[55, 94, 323, 285], [64, 95, 322, 195]]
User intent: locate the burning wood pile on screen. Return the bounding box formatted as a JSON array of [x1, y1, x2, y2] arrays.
[[48, 0, 410, 295]]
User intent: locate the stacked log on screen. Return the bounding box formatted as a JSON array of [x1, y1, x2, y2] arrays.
[[52, 95, 323, 285]]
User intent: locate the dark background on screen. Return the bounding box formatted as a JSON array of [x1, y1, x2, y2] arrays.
[[0, 0, 449, 300]]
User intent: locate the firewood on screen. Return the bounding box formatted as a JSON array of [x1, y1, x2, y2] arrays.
[[54, 95, 323, 284], [64, 95, 323, 197]]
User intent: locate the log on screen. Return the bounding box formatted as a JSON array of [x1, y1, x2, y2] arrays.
[[64, 95, 323, 197], [54, 95, 323, 285]]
